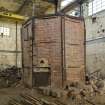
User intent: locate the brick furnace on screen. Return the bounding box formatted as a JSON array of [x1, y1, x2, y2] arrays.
[[21, 14, 85, 88]]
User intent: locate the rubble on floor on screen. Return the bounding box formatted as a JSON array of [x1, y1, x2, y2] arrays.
[[36, 70, 105, 105], [0, 66, 22, 88], [7, 79, 105, 105], [2, 70, 105, 105], [8, 89, 105, 105]]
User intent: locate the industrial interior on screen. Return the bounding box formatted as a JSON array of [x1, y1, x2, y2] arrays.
[[0, 0, 105, 105]]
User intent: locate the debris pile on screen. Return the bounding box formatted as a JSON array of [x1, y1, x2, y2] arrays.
[[6, 69, 105, 105], [0, 66, 22, 88], [37, 70, 105, 105]]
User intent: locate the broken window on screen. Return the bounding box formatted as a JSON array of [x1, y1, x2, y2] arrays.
[[0, 27, 10, 36]]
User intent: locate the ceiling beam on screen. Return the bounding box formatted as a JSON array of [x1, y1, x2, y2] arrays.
[[16, 0, 31, 13], [42, 0, 58, 4], [0, 11, 28, 21], [42, 0, 58, 13]]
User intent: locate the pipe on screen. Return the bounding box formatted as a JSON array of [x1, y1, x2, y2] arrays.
[[16, 21, 18, 67]]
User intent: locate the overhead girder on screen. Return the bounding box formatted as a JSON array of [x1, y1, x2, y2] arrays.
[[0, 11, 28, 21], [16, 0, 31, 13]]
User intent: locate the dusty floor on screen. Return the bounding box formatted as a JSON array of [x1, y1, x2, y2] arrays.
[[0, 87, 55, 105], [0, 87, 105, 105], [0, 87, 28, 105]]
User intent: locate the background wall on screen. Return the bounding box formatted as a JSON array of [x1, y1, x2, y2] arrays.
[[0, 19, 22, 69], [83, 3, 105, 74]]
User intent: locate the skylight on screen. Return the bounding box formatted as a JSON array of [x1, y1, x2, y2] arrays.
[[61, 0, 74, 8]]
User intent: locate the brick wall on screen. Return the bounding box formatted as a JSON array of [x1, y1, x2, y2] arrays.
[[22, 15, 85, 88]]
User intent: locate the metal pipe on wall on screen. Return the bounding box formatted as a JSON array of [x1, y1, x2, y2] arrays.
[[16, 21, 18, 67]]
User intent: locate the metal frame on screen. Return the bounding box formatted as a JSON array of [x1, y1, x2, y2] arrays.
[[21, 25, 24, 86], [61, 16, 66, 87], [84, 18, 86, 82], [16, 0, 31, 13], [0, 12, 27, 21], [32, 18, 35, 87], [15, 21, 18, 67], [23, 13, 84, 26]]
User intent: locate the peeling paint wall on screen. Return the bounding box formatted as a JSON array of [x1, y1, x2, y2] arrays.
[[0, 19, 22, 68]]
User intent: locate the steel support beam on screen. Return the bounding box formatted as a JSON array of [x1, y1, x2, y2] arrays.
[[16, 0, 31, 13], [42, 0, 58, 12], [43, 0, 58, 4], [0, 12, 27, 21], [0, 50, 21, 53]]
